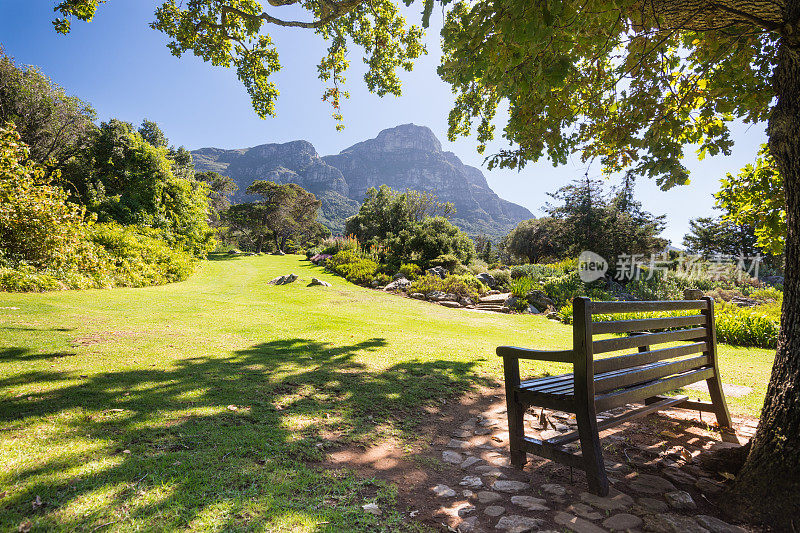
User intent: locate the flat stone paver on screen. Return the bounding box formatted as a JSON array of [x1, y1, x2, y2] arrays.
[[638, 497, 668, 512], [442, 450, 463, 464], [567, 502, 603, 520], [491, 480, 529, 493], [477, 491, 502, 504], [495, 515, 545, 532], [696, 515, 747, 533], [510, 495, 549, 511], [554, 512, 608, 533], [644, 513, 710, 533], [540, 483, 567, 497], [459, 516, 478, 532], [461, 456, 483, 469], [579, 488, 634, 511], [602, 513, 643, 531], [628, 473, 677, 495], [665, 490, 696, 510], [484, 505, 505, 517], [432, 484, 456, 497], [460, 475, 483, 488], [448, 439, 470, 449]]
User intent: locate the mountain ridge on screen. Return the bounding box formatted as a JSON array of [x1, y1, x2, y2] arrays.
[[192, 124, 534, 237]]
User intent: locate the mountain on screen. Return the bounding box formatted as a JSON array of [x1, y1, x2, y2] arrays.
[[192, 124, 534, 237]]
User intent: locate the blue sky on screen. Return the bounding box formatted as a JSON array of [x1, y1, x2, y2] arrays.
[[0, 1, 767, 244]]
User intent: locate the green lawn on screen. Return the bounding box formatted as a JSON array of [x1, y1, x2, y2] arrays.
[[0, 255, 774, 531]]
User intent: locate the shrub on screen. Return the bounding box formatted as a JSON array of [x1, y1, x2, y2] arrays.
[[489, 269, 511, 290], [510, 276, 537, 298], [409, 274, 488, 301], [325, 249, 378, 285], [716, 304, 779, 348], [510, 261, 574, 281], [398, 263, 422, 280]]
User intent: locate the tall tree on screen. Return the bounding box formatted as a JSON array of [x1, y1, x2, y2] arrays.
[[0, 50, 96, 174], [683, 217, 759, 259], [196, 171, 238, 226], [502, 218, 563, 264], [246, 181, 325, 251]]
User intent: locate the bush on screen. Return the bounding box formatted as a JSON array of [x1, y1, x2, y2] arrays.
[[510, 261, 574, 281], [409, 274, 487, 301], [325, 249, 379, 285], [510, 276, 537, 298], [398, 263, 422, 280], [716, 304, 779, 348]]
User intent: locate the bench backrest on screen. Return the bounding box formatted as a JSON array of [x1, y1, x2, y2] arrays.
[[571, 295, 716, 396]]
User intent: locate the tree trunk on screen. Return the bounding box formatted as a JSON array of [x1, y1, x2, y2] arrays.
[[726, 15, 800, 528]]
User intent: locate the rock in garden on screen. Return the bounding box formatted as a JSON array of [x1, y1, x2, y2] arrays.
[[545, 311, 562, 321], [484, 505, 505, 517], [495, 515, 544, 532], [665, 490, 696, 510], [662, 467, 697, 486], [510, 495, 549, 511], [426, 290, 447, 301], [460, 475, 483, 488], [695, 515, 747, 533], [502, 296, 518, 309], [269, 273, 298, 285], [603, 513, 643, 531], [628, 473, 677, 495], [442, 450, 464, 464], [453, 429, 472, 438], [579, 488, 634, 511], [477, 490, 502, 504], [474, 427, 492, 435], [440, 301, 463, 308], [362, 502, 381, 515], [384, 278, 412, 291], [426, 266, 448, 279], [554, 512, 606, 533], [448, 439, 469, 449], [308, 277, 331, 287], [459, 297, 475, 307], [410, 292, 425, 299], [491, 480, 529, 493], [525, 290, 554, 309], [474, 466, 506, 478], [476, 272, 496, 287], [432, 484, 456, 497]]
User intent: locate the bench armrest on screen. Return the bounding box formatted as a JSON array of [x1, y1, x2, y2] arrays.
[[496, 346, 574, 363]]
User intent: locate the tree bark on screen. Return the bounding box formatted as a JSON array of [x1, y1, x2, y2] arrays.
[[726, 7, 800, 527]]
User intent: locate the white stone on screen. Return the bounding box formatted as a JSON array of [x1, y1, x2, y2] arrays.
[[432, 484, 456, 497], [665, 490, 696, 510], [495, 515, 545, 532], [491, 480, 529, 493], [460, 476, 483, 488], [442, 450, 464, 464], [510, 495, 549, 511], [362, 502, 381, 515]]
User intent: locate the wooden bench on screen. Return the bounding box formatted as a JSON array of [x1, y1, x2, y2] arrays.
[[497, 293, 734, 496]]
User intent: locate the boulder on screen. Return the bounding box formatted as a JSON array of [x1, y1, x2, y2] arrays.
[[502, 296, 519, 309], [525, 290, 555, 310], [459, 297, 475, 307], [426, 291, 448, 301], [384, 278, 412, 291], [410, 292, 426, 300], [308, 278, 332, 287], [269, 273, 298, 285], [527, 305, 541, 314], [426, 266, 449, 279], [476, 272, 497, 288], [440, 301, 464, 309], [545, 311, 562, 321], [392, 272, 406, 280]]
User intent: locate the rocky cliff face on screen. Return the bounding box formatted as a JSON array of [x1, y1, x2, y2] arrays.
[[192, 124, 533, 236]]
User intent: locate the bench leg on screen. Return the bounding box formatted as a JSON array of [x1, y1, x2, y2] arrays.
[[502, 355, 527, 468], [506, 393, 527, 468], [706, 373, 737, 442], [575, 406, 609, 496]]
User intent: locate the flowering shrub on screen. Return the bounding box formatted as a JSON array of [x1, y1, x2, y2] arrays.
[[409, 274, 487, 301]]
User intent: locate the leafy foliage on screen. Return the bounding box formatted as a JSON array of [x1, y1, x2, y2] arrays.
[[716, 145, 786, 256], [408, 273, 487, 301], [502, 217, 562, 264], [64, 119, 215, 256], [682, 217, 760, 259], [0, 50, 96, 171]]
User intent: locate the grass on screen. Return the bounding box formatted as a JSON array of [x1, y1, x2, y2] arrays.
[[0, 254, 775, 531]]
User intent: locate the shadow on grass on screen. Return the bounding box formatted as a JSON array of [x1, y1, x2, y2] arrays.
[[0, 337, 491, 530]]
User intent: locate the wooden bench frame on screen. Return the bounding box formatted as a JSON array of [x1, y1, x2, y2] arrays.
[[497, 294, 734, 496]]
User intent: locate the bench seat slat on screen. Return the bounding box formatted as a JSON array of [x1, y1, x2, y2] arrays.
[[594, 367, 715, 412], [590, 300, 708, 314], [594, 355, 710, 393], [593, 342, 708, 374], [592, 314, 707, 335], [592, 327, 707, 354]]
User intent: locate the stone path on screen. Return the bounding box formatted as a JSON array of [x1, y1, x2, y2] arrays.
[[427, 406, 753, 533]]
